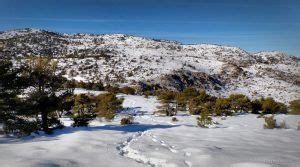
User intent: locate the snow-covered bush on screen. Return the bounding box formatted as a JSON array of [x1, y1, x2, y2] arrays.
[[263, 115, 277, 129]]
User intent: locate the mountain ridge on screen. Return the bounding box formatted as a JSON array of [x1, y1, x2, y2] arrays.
[[0, 28, 299, 103]]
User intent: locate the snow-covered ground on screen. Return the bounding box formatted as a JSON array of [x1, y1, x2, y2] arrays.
[[0, 95, 299, 167]]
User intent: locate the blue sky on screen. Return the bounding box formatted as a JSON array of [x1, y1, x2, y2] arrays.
[[1, 0, 299, 56]]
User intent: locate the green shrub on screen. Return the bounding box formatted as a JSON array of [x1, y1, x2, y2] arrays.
[[72, 94, 96, 127], [228, 94, 251, 112], [95, 93, 123, 120], [188, 91, 215, 115], [289, 100, 300, 115], [214, 98, 232, 116], [261, 97, 287, 114], [157, 90, 176, 103], [197, 110, 212, 128], [182, 87, 200, 100], [120, 86, 136, 95], [104, 85, 121, 94]]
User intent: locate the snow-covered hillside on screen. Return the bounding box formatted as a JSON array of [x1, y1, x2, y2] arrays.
[[0, 28, 299, 103], [0, 94, 299, 167]]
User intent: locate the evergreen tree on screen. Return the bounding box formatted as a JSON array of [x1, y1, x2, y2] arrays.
[[95, 93, 123, 120], [289, 99, 300, 115], [72, 94, 96, 126], [23, 57, 65, 134], [0, 60, 30, 134]]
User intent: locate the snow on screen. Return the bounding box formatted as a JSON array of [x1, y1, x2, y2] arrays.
[[2, 29, 298, 103], [1, 95, 299, 167], [73, 88, 107, 96]]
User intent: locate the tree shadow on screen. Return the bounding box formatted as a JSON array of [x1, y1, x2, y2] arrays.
[[0, 123, 179, 144], [118, 107, 146, 116]]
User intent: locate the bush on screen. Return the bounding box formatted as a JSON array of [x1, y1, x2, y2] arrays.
[[95, 93, 123, 120], [72, 116, 92, 127], [263, 115, 277, 129], [188, 97, 203, 115], [120, 116, 134, 125], [120, 86, 136, 95], [104, 85, 120, 94], [251, 99, 263, 114], [72, 94, 96, 127], [182, 87, 199, 100], [214, 98, 232, 116], [289, 100, 300, 115], [92, 81, 104, 91], [197, 111, 212, 128], [157, 90, 176, 103], [277, 102, 288, 114], [4, 118, 39, 136], [47, 116, 64, 130], [228, 94, 251, 112], [261, 97, 287, 114]]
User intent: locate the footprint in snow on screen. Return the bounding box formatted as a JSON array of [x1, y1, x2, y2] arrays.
[[184, 160, 192, 167], [152, 138, 158, 142], [184, 152, 192, 157]]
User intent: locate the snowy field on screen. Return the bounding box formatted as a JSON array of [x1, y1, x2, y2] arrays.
[[0, 94, 299, 167]]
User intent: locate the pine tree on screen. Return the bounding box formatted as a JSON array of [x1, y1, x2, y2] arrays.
[[95, 93, 123, 120], [23, 57, 65, 134], [72, 94, 96, 126], [0, 60, 27, 134]]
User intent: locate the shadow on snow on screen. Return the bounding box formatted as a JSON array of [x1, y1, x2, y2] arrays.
[[0, 123, 179, 144]]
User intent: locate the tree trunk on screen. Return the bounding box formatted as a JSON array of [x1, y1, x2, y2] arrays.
[[41, 111, 49, 134]]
